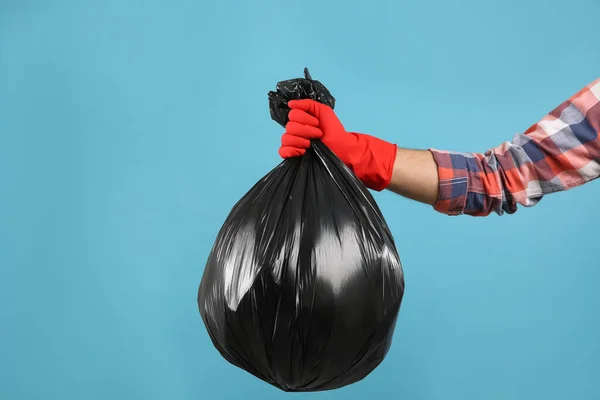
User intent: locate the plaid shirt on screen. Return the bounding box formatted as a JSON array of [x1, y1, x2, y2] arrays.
[[430, 78, 600, 216]]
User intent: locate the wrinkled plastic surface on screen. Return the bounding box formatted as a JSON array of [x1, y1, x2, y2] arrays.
[[198, 68, 404, 392], [267, 68, 335, 126]]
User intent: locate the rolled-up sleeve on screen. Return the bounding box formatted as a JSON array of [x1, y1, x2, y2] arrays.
[[430, 78, 600, 216]]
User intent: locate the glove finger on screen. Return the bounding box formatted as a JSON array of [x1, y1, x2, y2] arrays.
[[288, 109, 319, 126], [285, 121, 323, 139], [281, 133, 311, 149], [288, 99, 322, 117], [279, 146, 306, 158]]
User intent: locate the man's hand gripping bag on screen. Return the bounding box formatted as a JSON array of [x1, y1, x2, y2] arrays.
[[198, 69, 404, 392]]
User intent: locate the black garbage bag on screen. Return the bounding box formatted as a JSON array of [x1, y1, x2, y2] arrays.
[[198, 68, 404, 392]]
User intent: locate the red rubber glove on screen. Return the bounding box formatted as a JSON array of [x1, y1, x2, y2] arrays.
[[279, 99, 398, 191]]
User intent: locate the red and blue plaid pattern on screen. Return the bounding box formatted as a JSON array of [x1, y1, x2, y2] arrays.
[[430, 78, 600, 216]]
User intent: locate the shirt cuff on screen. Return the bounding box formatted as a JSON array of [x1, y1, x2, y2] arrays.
[[428, 149, 469, 215]]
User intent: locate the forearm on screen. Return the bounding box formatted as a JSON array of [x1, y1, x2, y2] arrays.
[[385, 145, 543, 216], [385, 147, 505, 216], [386, 148, 439, 206]]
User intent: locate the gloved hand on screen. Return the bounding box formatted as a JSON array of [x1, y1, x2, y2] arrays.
[[279, 99, 398, 191]]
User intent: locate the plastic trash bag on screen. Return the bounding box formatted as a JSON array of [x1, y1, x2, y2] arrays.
[[198, 68, 404, 392]]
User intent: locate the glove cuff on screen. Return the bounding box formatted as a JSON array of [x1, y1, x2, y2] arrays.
[[349, 133, 397, 191]]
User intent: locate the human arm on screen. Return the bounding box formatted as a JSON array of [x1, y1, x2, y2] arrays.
[[281, 78, 600, 216]]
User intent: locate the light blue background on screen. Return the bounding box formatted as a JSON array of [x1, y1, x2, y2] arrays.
[[1, 0, 599, 399]]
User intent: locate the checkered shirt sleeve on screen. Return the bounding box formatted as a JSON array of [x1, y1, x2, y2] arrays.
[[430, 78, 600, 216]]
